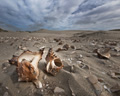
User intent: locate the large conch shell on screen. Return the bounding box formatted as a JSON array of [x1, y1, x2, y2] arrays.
[[45, 48, 64, 75], [95, 48, 111, 59], [9, 48, 44, 81]]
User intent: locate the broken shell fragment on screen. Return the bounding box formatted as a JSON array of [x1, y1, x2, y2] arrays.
[[9, 55, 18, 66], [10, 48, 44, 82], [54, 38, 61, 42], [63, 44, 70, 50], [46, 48, 64, 75], [33, 80, 43, 89], [70, 45, 76, 50], [56, 48, 66, 52], [58, 41, 64, 45], [95, 48, 111, 59], [56, 44, 70, 52]]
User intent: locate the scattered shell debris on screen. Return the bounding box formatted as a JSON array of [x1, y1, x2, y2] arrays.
[[1, 31, 120, 96]]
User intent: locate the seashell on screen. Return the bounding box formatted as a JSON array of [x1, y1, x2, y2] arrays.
[[95, 48, 111, 59], [10, 48, 44, 81], [54, 38, 61, 42], [63, 44, 70, 50], [17, 48, 44, 81], [56, 48, 66, 52], [58, 41, 64, 45], [45, 48, 64, 75], [70, 45, 76, 50]]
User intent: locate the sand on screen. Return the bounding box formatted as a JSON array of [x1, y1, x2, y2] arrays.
[[0, 30, 120, 96]]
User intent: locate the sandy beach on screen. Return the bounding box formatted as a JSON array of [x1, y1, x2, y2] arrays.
[[0, 30, 120, 96]]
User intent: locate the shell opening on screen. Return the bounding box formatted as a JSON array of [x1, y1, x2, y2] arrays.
[[54, 58, 62, 67]]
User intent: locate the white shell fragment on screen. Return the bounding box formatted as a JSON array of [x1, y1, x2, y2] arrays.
[[33, 80, 43, 89]]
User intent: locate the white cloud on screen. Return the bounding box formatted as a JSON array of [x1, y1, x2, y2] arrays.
[[0, 0, 120, 31]]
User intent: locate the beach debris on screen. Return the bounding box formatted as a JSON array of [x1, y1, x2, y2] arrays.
[[70, 45, 76, 50], [72, 39, 80, 43], [56, 44, 71, 52], [21, 47, 27, 51], [70, 65, 75, 73], [56, 44, 76, 52], [56, 48, 66, 52], [5, 86, 9, 90], [54, 87, 65, 93], [110, 84, 120, 93], [71, 51, 76, 54], [94, 48, 111, 59], [77, 61, 82, 64], [98, 78, 104, 83], [45, 48, 64, 75], [63, 44, 70, 50], [105, 41, 118, 46], [9, 55, 18, 66], [9, 48, 44, 82], [103, 85, 111, 93], [108, 70, 120, 79], [81, 64, 90, 70], [90, 40, 97, 46], [33, 80, 43, 89], [114, 46, 120, 52], [54, 38, 61, 42], [79, 54, 83, 58], [43, 75, 47, 80], [10, 42, 14, 46], [18, 45, 27, 51], [18, 45, 22, 49], [58, 41, 64, 45]]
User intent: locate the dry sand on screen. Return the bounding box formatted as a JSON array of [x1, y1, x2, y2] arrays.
[[0, 30, 120, 96]]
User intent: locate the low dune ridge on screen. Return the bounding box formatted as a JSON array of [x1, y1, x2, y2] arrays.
[[0, 30, 120, 96]]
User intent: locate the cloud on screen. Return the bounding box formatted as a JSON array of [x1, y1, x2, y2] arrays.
[[0, 0, 120, 31]]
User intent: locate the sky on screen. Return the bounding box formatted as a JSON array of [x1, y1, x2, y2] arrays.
[[0, 0, 120, 31]]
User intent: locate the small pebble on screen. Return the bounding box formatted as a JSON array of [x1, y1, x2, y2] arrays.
[[54, 87, 65, 93], [79, 54, 83, 58]]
